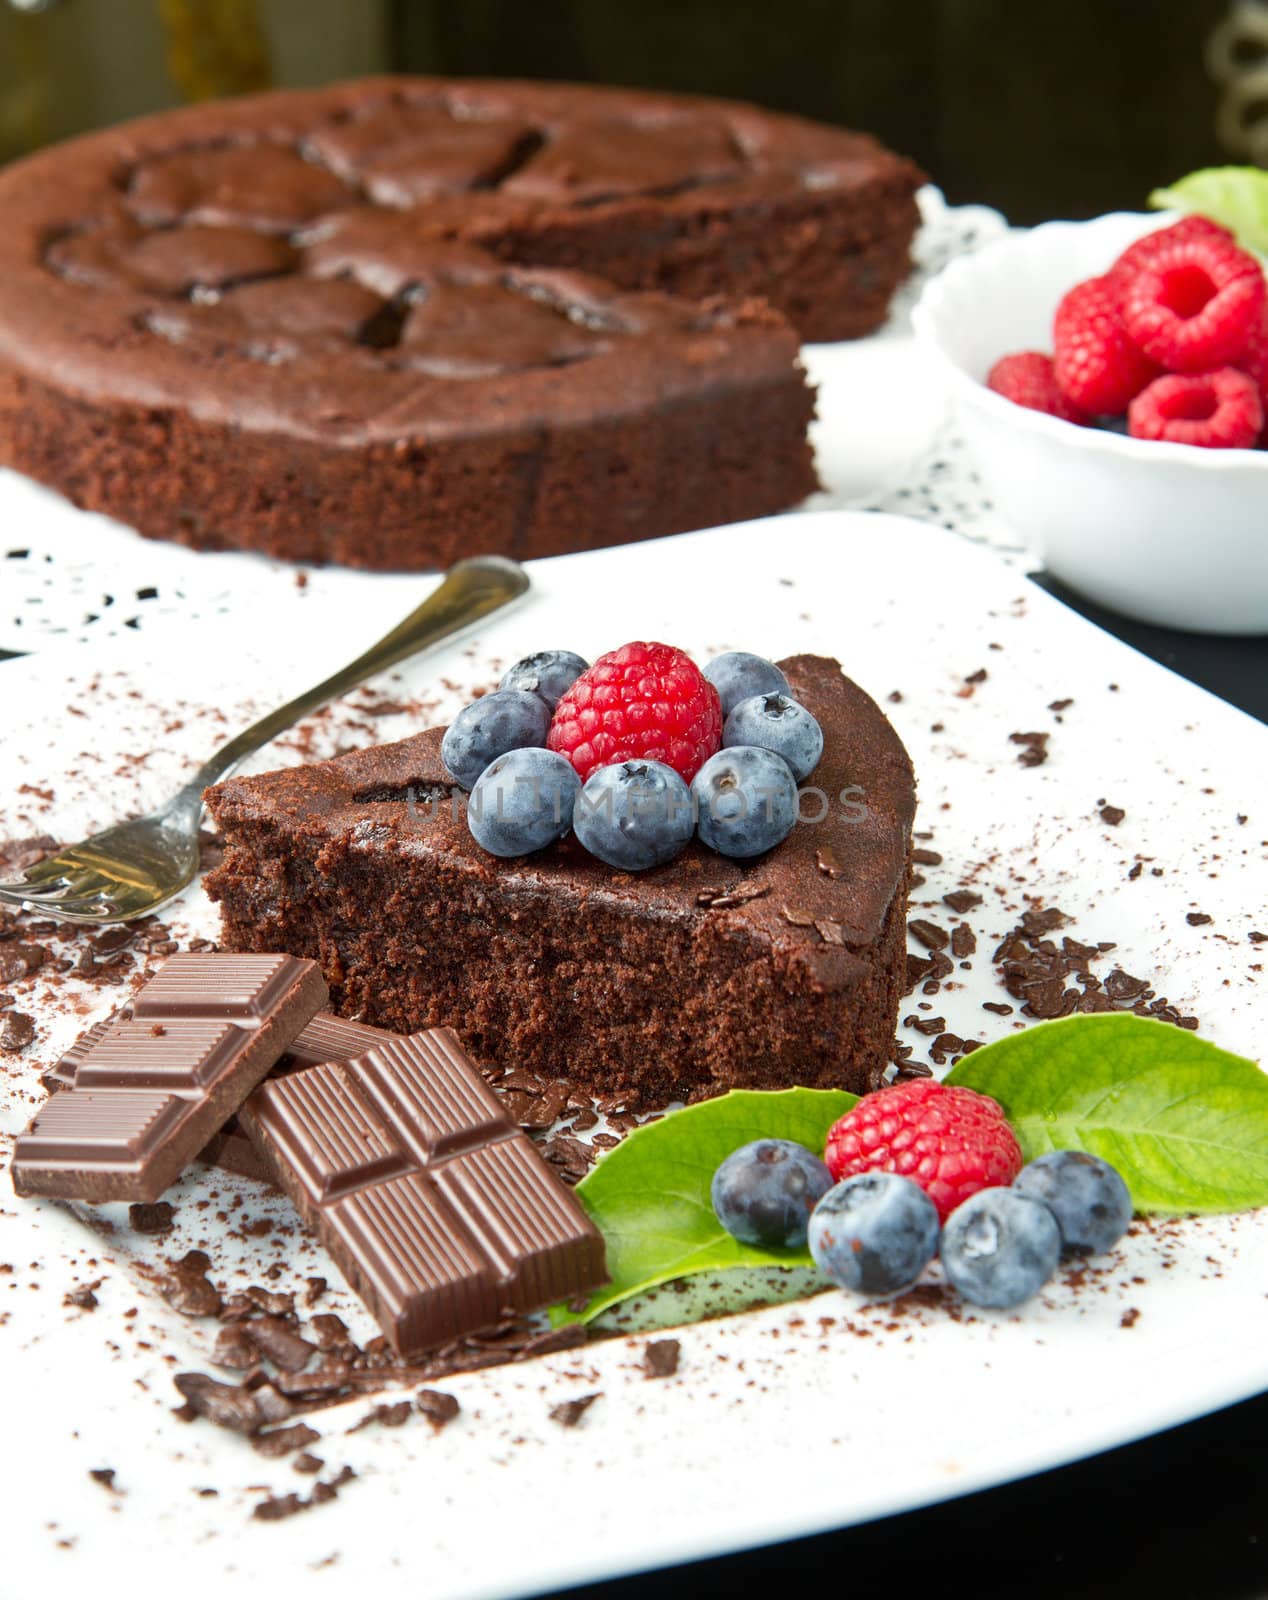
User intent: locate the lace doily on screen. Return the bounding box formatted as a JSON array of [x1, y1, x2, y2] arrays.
[[0, 187, 1013, 655]]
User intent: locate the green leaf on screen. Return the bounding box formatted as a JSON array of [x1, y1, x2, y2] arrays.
[[946, 1013, 1268, 1214], [553, 1087, 855, 1325], [1149, 167, 1268, 254]]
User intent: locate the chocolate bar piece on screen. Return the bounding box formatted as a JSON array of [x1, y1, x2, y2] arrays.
[[46, 1008, 392, 1092], [43, 1007, 395, 1185], [238, 1029, 607, 1357], [199, 1013, 398, 1184], [42, 1017, 113, 1092], [285, 1013, 394, 1067], [13, 953, 327, 1203]]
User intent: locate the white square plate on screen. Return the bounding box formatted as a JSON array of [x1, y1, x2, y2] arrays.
[[1, 510, 1265, 1597]]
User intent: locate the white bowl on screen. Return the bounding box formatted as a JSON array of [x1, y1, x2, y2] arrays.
[[911, 210, 1268, 635]]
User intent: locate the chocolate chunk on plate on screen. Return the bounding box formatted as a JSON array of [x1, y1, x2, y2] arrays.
[[12, 953, 326, 1203], [237, 1028, 607, 1360]]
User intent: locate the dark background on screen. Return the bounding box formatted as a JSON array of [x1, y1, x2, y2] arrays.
[[394, 0, 1232, 224], [0, 0, 1243, 224]]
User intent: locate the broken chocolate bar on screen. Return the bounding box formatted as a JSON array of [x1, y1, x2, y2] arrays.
[[41, 1016, 113, 1092], [12, 953, 327, 1203], [238, 1029, 607, 1357], [285, 1013, 395, 1067], [44, 1007, 399, 1185], [199, 1014, 399, 1184]]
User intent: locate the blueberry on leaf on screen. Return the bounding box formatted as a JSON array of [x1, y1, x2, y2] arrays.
[[808, 1172, 940, 1296], [711, 1139, 834, 1250]]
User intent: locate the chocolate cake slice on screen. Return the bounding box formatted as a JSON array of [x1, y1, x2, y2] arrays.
[[205, 656, 915, 1108], [0, 77, 921, 570]]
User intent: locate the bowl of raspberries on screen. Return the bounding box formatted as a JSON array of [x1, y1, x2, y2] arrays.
[[912, 210, 1268, 633]]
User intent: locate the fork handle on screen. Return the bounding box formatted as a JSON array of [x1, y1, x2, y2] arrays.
[[180, 555, 530, 804]]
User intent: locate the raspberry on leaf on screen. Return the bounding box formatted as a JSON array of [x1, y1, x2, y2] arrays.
[[824, 1077, 1022, 1223]]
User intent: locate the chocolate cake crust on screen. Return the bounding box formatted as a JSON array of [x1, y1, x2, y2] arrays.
[[0, 77, 921, 570], [205, 655, 916, 1107]]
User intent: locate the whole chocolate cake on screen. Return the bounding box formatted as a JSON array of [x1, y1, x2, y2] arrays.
[[0, 78, 922, 570], [205, 655, 916, 1108]]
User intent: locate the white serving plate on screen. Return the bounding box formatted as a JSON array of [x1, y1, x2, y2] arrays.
[[0, 510, 1265, 1598]]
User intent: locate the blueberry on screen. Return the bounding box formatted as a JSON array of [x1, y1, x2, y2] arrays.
[[703, 651, 790, 717], [692, 746, 798, 859], [711, 1139, 834, 1250], [573, 759, 694, 871], [467, 748, 581, 858], [440, 689, 551, 790], [1013, 1151, 1133, 1255], [808, 1173, 940, 1296], [940, 1188, 1061, 1308], [499, 650, 589, 710], [723, 692, 824, 781]]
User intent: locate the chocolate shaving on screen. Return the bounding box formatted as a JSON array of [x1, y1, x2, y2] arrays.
[[549, 1392, 601, 1427], [1009, 731, 1050, 767], [992, 907, 1198, 1027], [252, 1493, 306, 1522], [416, 1389, 460, 1430], [252, 1423, 321, 1459], [243, 1315, 318, 1373], [0, 1011, 35, 1051], [908, 919, 949, 951], [0, 943, 45, 982], [348, 1400, 412, 1433], [696, 884, 771, 910], [158, 1251, 223, 1318], [128, 1201, 175, 1236], [174, 1372, 291, 1435], [642, 1339, 681, 1379], [212, 1326, 258, 1371]]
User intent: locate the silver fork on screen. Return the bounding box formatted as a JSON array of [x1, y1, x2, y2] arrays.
[[0, 555, 529, 924]]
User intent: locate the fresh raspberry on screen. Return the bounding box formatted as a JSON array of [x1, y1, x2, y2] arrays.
[[824, 1079, 1022, 1222], [1234, 306, 1268, 442], [986, 351, 1090, 423], [1053, 275, 1160, 414], [1127, 366, 1262, 449], [1109, 214, 1234, 282], [1117, 230, 1265, 372], [547, 641, 722, 783]]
